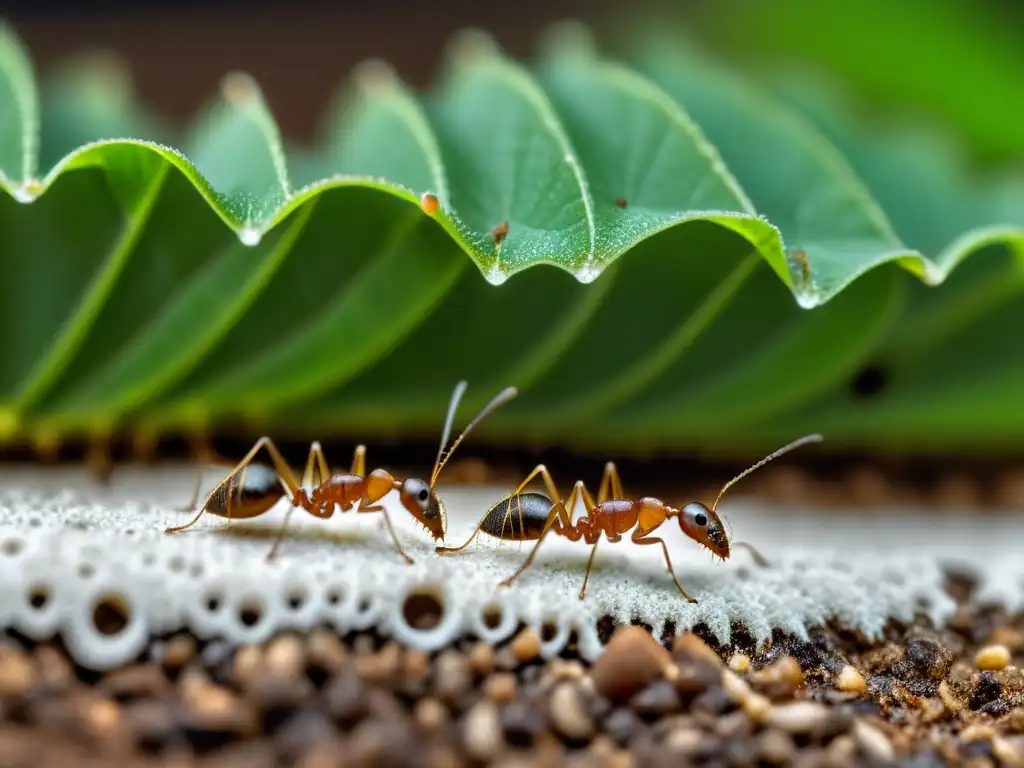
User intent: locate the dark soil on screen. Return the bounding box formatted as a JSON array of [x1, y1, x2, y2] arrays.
[[0, 572, 1022, 767]]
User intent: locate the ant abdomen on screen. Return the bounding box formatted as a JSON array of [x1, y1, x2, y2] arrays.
[[481, 493, 554, 540], [209, 462, 285, 519]]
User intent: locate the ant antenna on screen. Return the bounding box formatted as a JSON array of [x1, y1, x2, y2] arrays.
[[430, 383, 519, 488], [711, 433, 823, 512]]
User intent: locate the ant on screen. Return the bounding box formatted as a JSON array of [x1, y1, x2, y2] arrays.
[[436, 433, 822, 602], [165, 381, 518, 563]]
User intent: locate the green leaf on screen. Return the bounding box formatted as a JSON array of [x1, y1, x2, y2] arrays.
[[1, 20, 1023, 455]]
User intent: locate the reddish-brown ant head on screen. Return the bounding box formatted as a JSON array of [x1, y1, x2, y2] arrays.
[[399, 478, 446, 541], [679, 502, 730, 559]]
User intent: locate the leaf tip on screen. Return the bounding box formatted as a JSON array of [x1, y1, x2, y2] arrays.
[[12, 178, 42, 203], [220, 71, 263, 109], [352, 58, 399, 95], [448, 27, 502, 65]]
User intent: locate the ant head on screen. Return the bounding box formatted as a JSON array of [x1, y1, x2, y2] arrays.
[[399, 478, 446, 541], [678, 502, 729, 559]]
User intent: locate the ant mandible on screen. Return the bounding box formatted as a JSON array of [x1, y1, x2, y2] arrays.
[[165, 381, 518, 563], [436, 433, 822, 602]]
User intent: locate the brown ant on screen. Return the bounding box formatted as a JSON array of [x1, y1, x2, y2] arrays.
[[165, 381, 518, 562], [436, 433, 822, 602]]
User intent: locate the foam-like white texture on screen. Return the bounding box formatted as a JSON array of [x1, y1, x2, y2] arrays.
[[0, 465, 1021, 671]]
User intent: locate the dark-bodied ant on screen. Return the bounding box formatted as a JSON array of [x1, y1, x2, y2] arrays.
[[165, 381, 518, 562], [436, 434, 823, 602]]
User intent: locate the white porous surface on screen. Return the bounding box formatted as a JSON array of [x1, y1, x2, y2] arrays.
[[0, 463, 1022, 671]]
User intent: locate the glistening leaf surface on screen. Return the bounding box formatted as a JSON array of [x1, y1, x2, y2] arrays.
[[1, 21, 1024, 454]]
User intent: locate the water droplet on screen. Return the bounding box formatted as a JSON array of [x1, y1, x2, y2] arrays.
[[485, 265, 508, 286], [238, 227, 262, 246], [574, 261, 602, 284], [13, 180, 42, 203]]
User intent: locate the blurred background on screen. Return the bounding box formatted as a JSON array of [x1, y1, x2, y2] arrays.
[[2, 0, 1024, 505]]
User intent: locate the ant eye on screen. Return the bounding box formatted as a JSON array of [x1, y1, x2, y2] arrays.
[[694, 512, 708, 527], [418, 488, 429, 503]]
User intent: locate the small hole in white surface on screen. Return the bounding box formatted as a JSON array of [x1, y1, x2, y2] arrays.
[[27, 517, 42, 528], [78, 563, 96, 579], [142, 554, 157, 567], [204, 591, 224, 614], [481, 604, 503, 630], [92, 594, 130, 637], [358, 597, 372, 614], [286, 588, 307, 612], [541, 620, 558, 643], [239, 602, 263, 628], [325, 586, 345, 606], [1, 538, 24, 556], [168, 556, 186, 573], [29, 586, 50, 610], [189, 563, 204, 578], [401, 588, 445, 630]]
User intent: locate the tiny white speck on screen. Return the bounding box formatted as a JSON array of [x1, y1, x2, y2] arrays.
[[238, 227, 263, 246]]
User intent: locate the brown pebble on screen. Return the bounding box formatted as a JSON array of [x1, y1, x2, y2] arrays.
[[355, 641, 401, 684], [825, 734, 859, 766], [85, 697, 122, 739], [672, 632, 723, 668], [549, 681, 595, 741], [665, 726, 703, 755], [468, 642, 495, 676], [486, 672, 518, 703], [629, 680, 682, 718], [161, 635, 197, 671], [463, 700, 504, 761], [122, 699, 180, 749], [265, 634, 305, 679], [403, 649, 430, 679], [836, 665, 868, 695], [603, 708, 642, 747], [101, 663, 170, 701], [511, 627, 542, 664], [414, 698, 448, 731], [976, 644, 1012, 671], [34, 645, 74, 692], [434, 649, 473, 703], [306, 629, 348, 675], [590, 626, 674, 702], [758, 728, 796, 765], [0, 649, 35, 697], [988, 626, 1024, 652], [183, 683, 257, 736], [323, 671, 369, 727], [232, 645, 262, 687], [247, 667, 314, 713], [852, 719, 895, 762], [753, 655, 805, 698], [275, 708, 336, 760]]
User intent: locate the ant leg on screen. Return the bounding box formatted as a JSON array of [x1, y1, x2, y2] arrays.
[[632, 531, 698, 603], [597, 462, 624, 503], [435, 464, 564, 554], [356, 498, 414, 565], [267, 442, 333, 561], [578, 537, 601, 600], [166, 436, 304, 535], [498, 482, 581, 589], [350, 445, 366, 477]]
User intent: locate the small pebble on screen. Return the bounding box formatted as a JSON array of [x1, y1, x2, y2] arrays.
[[413, 697, 447, 731], [976, 644, 1012, 671], [183, 682, 257, 736], [486, 672, 518, 703], [306, 629, 348, 675], [767, 701, 833, 733], [629, 680, 682, 718], [463, 700, 504, 761], [434, 650, 473, 703], [664, 727, 703, 755], [672, 632, 724, 668], [836, 665, 868, 695], [402, 649, 430, 679], [232, 645, 262, 687], [589, 626, 674, 702], [354, 642, 401, 684], [549, 681, 596, 741], [603, 708, 642, 747], [753, 655, 805, 698], [275, 709, 336, 759], [122, 700, 181, 750], [323, 671, 369, 726], [511, 627, 542, 664], [100, 664, 169, 701], [247, 667, 313, 713], [161, 635, 197, 672], [502, 697, 549, 746], [729, 653, 751, 673], [852, 719, 895, 763], [758, 728, 796, 765], [0, 649, 35, 697], [468, 642, 495, 676], [34, 645, 74, 692]]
